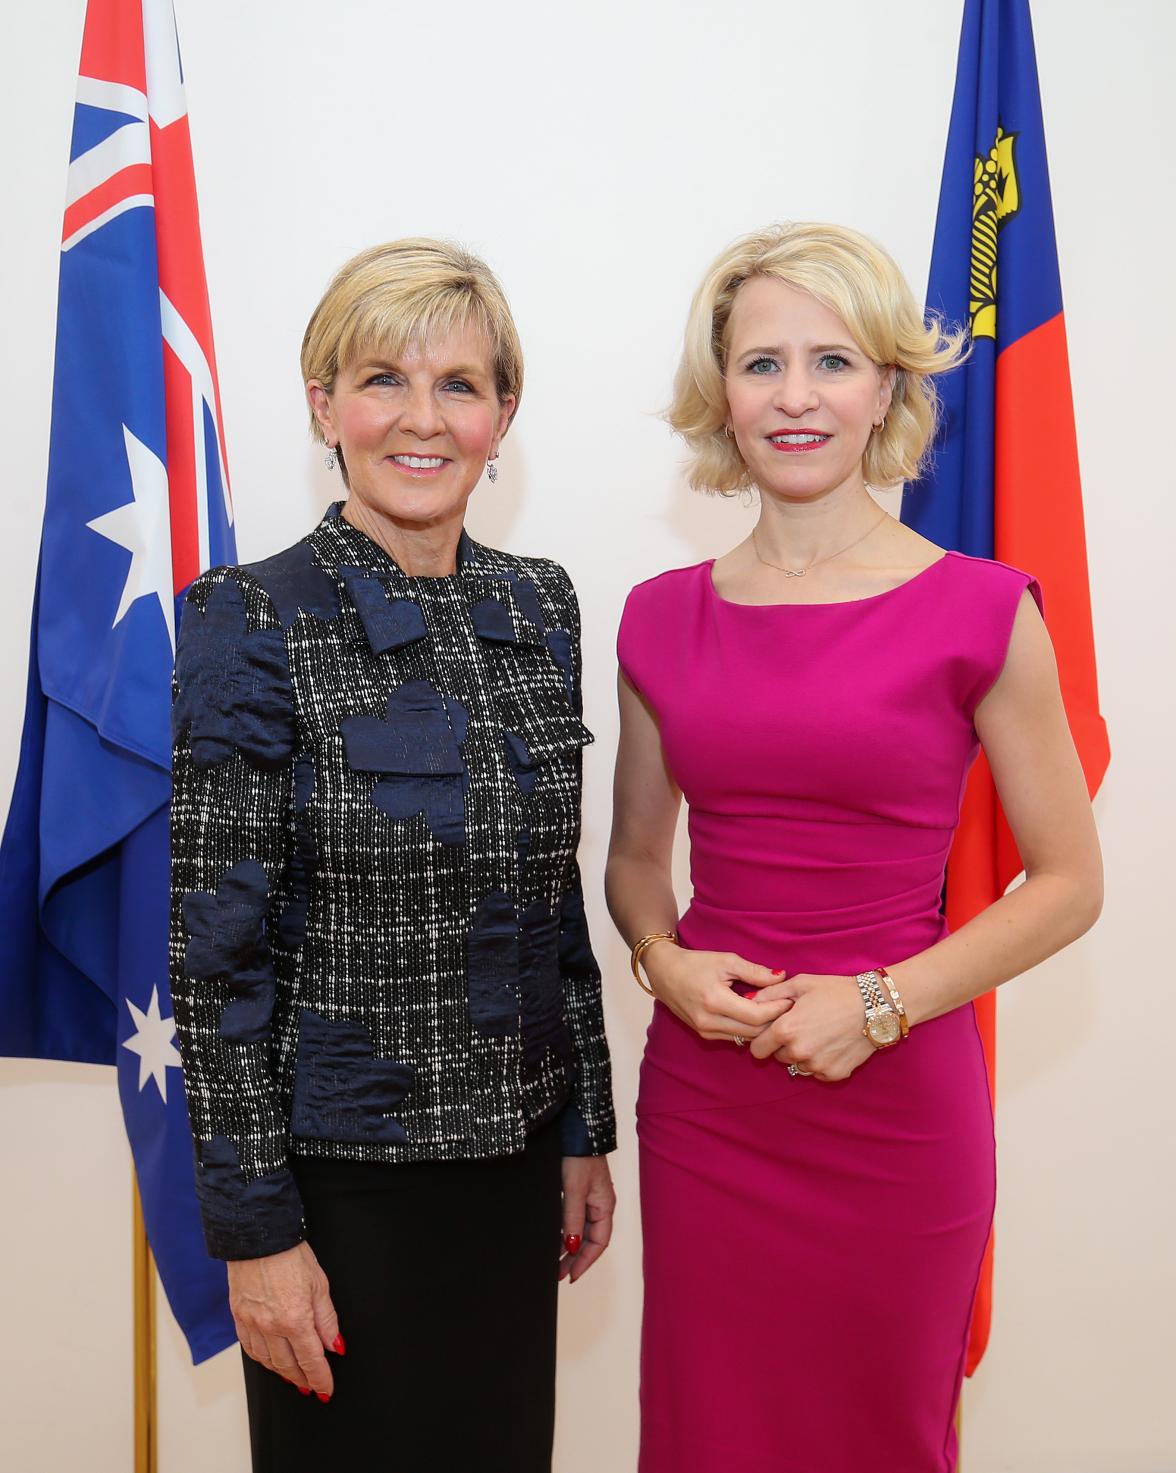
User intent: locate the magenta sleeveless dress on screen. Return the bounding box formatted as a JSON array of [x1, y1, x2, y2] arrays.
[[617, 551, 1041, 1473]]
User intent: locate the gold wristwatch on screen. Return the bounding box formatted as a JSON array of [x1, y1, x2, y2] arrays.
[[855, 969, 903, 1048]]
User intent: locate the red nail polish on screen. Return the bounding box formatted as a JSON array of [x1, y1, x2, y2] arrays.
[[564, 1233, 582, 1254], [332, 1334, 346, 1355], [297, 1386, 311, 1397], [772, 969, 784, 976], [316, 1392, 331, 1403]]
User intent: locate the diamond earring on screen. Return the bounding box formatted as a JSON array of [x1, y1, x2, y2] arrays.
[[487, 458, 499, 484], [325, 445, 338, 470]]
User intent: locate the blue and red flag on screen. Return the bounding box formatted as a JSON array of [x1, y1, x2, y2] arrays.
[[0, 0, 236, 1362], [904, 0, 1110, 1372]]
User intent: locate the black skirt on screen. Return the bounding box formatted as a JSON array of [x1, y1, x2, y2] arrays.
[[242, 1119, 563, 1473]]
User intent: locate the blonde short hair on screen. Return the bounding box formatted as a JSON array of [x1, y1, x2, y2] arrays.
[[668, 222, 966, 494], [301, 238, 524, 458]]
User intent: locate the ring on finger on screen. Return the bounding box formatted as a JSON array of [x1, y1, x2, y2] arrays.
[[787, 1062, 811, 1077], [733, 1035, 746, 1048]]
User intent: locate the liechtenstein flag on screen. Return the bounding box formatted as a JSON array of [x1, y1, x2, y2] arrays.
[[904, 0, 1110, 1372], [0, 0, 236, 1362]]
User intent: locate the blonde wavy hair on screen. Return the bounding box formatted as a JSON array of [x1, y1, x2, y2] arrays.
[[668, 222, 966, 494], [301, 238, 524, 485]]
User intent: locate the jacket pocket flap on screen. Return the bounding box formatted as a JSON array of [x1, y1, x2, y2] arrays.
[[503, 709, 594, 770]]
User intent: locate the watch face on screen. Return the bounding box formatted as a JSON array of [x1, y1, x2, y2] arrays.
[[868, 1012, 902, 1046]]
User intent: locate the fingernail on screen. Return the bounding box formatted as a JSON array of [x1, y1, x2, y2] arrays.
[[316, 1392, 331, 1403], [297, 1386, 311, 1397], [333, 1334, 346, 1355], [564, 1233, 582, 1254], [772, 969, 784, 976]]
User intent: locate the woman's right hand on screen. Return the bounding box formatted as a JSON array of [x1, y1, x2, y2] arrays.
[[228, 1241, 342, 1400], [641, 944, 792, 1042]]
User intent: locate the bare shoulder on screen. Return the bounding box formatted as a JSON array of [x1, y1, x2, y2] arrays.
[[710, 539, 753, 582], [871, 515, 946, 574]]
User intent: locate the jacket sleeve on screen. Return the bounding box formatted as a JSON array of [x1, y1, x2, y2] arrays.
[[553, 578, 616, 1156], [169, 566, 306, 1259]]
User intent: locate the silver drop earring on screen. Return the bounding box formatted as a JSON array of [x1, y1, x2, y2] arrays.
[[487, 459, 498, 484], [325, 445, 338, 471]]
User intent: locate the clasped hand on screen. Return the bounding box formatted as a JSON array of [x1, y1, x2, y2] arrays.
[[643, 946, 875, 1082]]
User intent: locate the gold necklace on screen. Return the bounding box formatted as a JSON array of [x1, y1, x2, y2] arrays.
[[751, 511, 889, 578]]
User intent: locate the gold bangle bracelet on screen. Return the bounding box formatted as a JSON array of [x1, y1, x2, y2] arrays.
[[630, 932, 678, 996]]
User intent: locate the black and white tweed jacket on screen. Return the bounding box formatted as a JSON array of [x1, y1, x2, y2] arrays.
[[169, 504, 615, 1260]]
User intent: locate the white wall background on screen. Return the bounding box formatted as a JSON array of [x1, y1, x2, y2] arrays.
[[1, 1, 1173, 1469]]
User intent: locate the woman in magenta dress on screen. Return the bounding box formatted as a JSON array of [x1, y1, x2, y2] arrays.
[[607, 223, 1102, 1473]]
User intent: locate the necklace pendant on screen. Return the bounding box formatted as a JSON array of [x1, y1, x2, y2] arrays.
[[784, 568, 806, 578]]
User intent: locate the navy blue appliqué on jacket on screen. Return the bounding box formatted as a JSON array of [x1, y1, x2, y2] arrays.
[[170, 505, 615, 1260]]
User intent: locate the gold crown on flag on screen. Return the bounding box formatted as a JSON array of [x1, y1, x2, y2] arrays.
[[970, 124, 1021, 339]]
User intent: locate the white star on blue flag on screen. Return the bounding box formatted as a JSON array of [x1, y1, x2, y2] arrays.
[[122, 984, 182, 1101]]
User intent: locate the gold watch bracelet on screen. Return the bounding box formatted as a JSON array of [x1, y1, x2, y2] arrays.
[[876, 964, 910, 1038]]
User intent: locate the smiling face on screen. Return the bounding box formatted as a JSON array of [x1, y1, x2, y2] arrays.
[[723, 276, 893, 502], [307, 322, 515, 533]]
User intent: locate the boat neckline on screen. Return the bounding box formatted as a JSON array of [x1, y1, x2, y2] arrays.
[[705, 550, 954, 609]]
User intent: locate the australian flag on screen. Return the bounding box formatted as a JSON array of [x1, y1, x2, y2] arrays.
[[0, 0, 236, 1362]]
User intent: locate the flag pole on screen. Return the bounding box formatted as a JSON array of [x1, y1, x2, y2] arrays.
[[132, 1170, 158, 1473]]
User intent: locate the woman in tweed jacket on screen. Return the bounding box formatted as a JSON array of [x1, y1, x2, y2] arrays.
[[170, 239, 616, 1471]]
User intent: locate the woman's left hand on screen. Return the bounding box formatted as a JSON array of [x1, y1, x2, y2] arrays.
[[747, 973, 876, 1081], [559, 1155, 616, 1283]]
